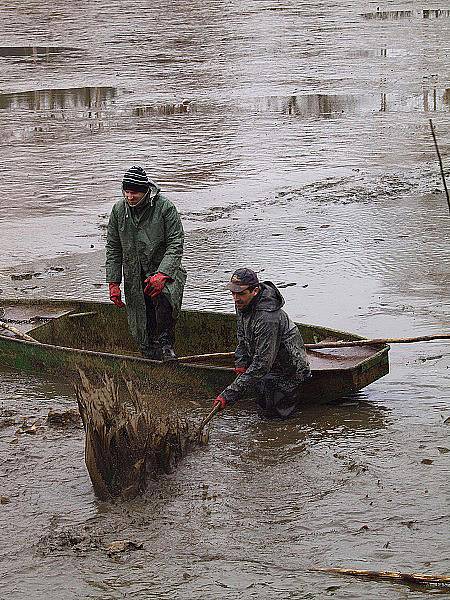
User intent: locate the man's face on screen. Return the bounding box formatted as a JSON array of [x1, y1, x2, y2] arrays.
[[231, 287, 259, 311], [123, 189, 146, 206]]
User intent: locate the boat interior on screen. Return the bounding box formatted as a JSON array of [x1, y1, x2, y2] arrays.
[[0, 299, 386, 372]]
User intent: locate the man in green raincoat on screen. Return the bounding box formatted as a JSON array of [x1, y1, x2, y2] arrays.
[[106, 166, 186, 361]]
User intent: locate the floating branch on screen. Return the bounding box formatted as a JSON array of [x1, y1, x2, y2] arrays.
[[178, 333, 450, 362], [312, 567, 450, 588]]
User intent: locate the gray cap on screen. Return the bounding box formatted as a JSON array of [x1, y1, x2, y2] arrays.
[[226, 268, 260, 292]]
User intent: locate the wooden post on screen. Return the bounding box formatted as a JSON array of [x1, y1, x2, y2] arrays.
[[429, 118, 450, 215]]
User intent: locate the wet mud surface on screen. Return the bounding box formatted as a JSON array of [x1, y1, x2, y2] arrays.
[[0, 1, 449, 598]]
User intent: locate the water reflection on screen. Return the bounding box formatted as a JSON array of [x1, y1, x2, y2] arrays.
[[133, 100, 192, 116], [362, 10, 413, 20], [243, 399, 390, 460], [0, 87, 116, 111], [422, 9, 450, 18], [259, 92, 449, 116], [132, 92, 450, 120], [217, 401, 393, 503], [0, 46, 79, 61], [362, 9, 450, 19], [350, 48, 410, 58], [379, 89, 450, 112]]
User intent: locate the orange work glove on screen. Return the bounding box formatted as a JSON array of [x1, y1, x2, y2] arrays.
[[144, 272, 171, 299], [213, 395, 227, 411], [234, 366, 247, 375], [109, 282, 125, 308]]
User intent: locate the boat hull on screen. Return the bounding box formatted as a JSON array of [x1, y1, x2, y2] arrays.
[[0, 299, 389, 406]]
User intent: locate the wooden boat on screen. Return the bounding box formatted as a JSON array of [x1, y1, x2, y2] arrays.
[[0, 298, 389, 406]]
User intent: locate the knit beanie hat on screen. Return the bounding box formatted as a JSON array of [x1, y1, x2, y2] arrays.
[[122, 166, 150, 192]]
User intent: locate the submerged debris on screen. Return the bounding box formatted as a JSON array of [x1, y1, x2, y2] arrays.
[[75, 370, 203, 501], [277, 282, 297, 289], [106, 540, 143, 556], [10, 272, 34, 281], [36, 526, 102, 556], [15, 420, 40, 435], [47, 408, 82, 429], [0, 417, 15, 430]]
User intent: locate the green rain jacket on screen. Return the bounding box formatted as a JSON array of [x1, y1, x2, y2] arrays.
[[106, 182, 186, 351]]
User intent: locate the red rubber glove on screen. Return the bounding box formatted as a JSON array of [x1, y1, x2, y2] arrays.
[[213, 395, 227, 411], [109, 282, 125, 308], [234, 366, 247, 375], [144, 272, 171, 299]]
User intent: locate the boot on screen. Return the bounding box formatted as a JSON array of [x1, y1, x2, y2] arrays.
[[161, 344, 177, 362], [158, 331, 177, 362], [142, 342, 162, 361]]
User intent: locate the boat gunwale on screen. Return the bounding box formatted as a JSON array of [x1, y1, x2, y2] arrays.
[[0, 333, 235, 373], [0, 339, 389, 377]]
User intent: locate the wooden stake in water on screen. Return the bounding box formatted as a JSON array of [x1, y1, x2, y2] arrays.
[[429, 118, 450, 215]]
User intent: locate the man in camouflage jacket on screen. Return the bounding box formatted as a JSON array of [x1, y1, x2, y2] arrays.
[[213, 268, 311, 418]]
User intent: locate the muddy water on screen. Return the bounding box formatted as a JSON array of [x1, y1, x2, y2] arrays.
[[0, 1, 449, 598]]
